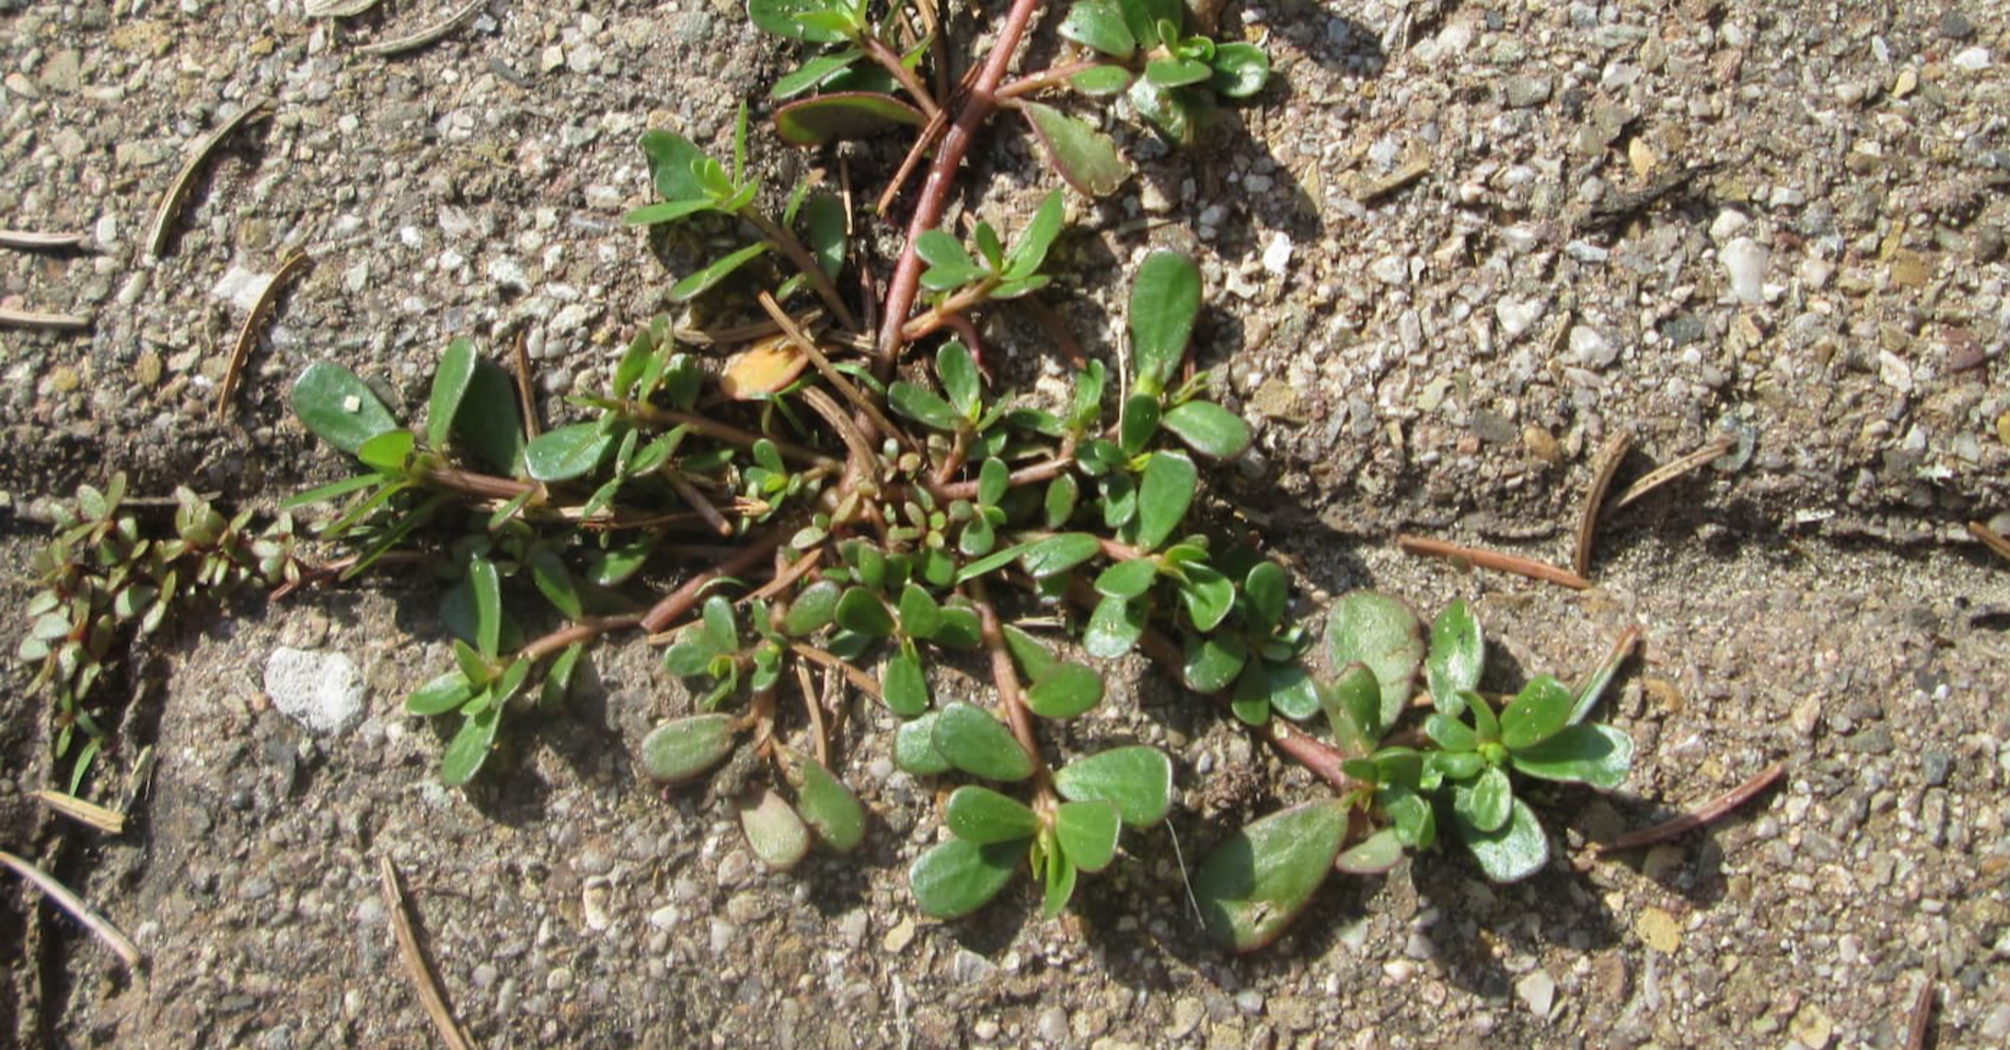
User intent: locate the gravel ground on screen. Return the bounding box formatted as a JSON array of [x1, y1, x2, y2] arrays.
[[3, 0, 2009, 1047]]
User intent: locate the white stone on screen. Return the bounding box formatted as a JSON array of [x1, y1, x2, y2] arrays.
[[263, 647, 367, 736], [209, 266, 269, 312], [1262, 232, 1293, 275], [1370, 255, 1409, 286], [1718, 237, 1769, 305], [1709, 208, 1751, 243], [94, 213, 118, 247], [1569, 324, 1619, 369], [1878, 350, 1913, 393], [1952, 47, 1990, 71], [1516, 969, 1557, 1019], [1496, 297, 1546, 338]]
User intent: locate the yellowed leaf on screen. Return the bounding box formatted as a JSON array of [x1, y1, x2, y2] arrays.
[[720, 335, 808, 401]]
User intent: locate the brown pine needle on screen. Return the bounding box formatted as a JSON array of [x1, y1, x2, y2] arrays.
[[0, 229, 90, 251], [148, 93, 275, 259], [0, 306, 90, 330], [357, 0, 488, 57], [1598, 761, 1785, 852], [32, 790, 127, 834], [756, 291, 910, 453], [378, 856, 477, 1050], [1968, 520, 2010, 565], [1574, 430, 1634, 578], [511, 327, 541, 440], [1608, 436, 1736, 514], [0, 848, 143, 970], [1904, 980, 1935, 1050], [216, 249, 312, 421], [1397, 534, 1592, 591]]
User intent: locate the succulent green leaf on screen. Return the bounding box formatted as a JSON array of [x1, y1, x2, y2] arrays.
[[1025, 662, 1103, 719], [467, 554, 502, 660], [1070, 64, 1136, 95], [1318, 663, 1382, 752], [1509, 723, 1634, 790], [1454, 766, 1514, 834], [541, 643, 584, 708], [356, 429, 415, 474], [1118, 392, 1161, 456], [747, 0, 849, 41], [1458, 797, 1550, 883], [1041, 840, 1079, 918], [835, 586, 894, 637], [799, 190, 848, 278], [697, 595, 737, 655], [895, 713, 952, 774], [1054, 745, 1172, 827], [1243, 560, 1288, 632], [1003, 191, 1065, 279], [910, 838, 1021, 919], [1145, 55, 1212, 87], [670, 241, 772, 301], [888, 381, 964, 432], [1128, 251, 1201, 398], [738, 787, 812, 871], [1208, 42, 1270, 98], [793, 755, 866, 852], [525, 547, 582, 620], [945, 785, 1041, 844], [1084, 593, 1147, 658], [426, 338, 477, 450], [1058, 0, 1136, 58], [1095, 558, 1158, 599], [1176, 563, 1234, 632], [774, 92, 924, 146], [917, 230, 989, 291], [1020, 101, 1128, 198], [1000, 624, 1059, 683], [292, 362, 399, 455], [640, 713, 739, 783], [1466, 690, 1501, 740], [1182, 633, 1248, 693], [1382, 784, 1436, 850], [439, 704, 501, 786], [1161, 399, 1252, 459], [881, 649, 930, 717], [938, 341, 983, 420], [454, 356, 526, 475], [1192, 800, 1349, 952], [932, 702, 1035, 782], [1043, 474, 1079, 528], [1426, 600, 1484, 713], [896, 584, 942, 640], [1055, 800, 1121, 872], [1425, 712, 1479, 754], [1116, 0, 1180, 48], [1132, 450, 1197, 552], [1254, 660, 1320, 721], [406, 670, 476, 716], [1128, 77, 1207, 146], [1334, 828, 1405, 876], [525, 422, 615, 482], [622, 197, 716, 227], [639, 129, 709, 201], [1500, 675, 1574, 750], [1428, 749, 1486, 782], [1323, 591, 1425, 731], [1020, 532, 1101, 579], [783, 579, 840, 636], [770, 47, 863, 99], [662, 640, 717, 676], [452, 638, 492, 689]]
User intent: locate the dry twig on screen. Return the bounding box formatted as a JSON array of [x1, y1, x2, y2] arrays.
[[1904, 980, 1935, 1050], [1574, 430, 1634, 578], [0, 848, 143, 969], [1608, 436, 1736, 514], [357, 0, 489, 57], [0, 306, 90, 330], [1599, 761, 1784, 852], [0, 229, 90, 251], [378, 856, 477, 1050], [32, 790, 126, 835], [510, 327, 541, 440], [1968, 520, 2010, 565], [1397, 534, 1592, 591], [148, 94, 275, 260], [216, 249, 312, 421]]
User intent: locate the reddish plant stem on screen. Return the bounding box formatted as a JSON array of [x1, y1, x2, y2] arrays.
[[876, 0, 1048, 365], [862, 35, 941, 118], [519, 615, 641, 663], [1598, 761, 1785, 852], [998, 58, 1108, 99], [640, 528, 788, 634], [972, 581, 1051, 791], [420, 467, 543, 503], [932, 449, 1074, 501], [1397, 533, 1592, 591], [625, 403, 840, 469]]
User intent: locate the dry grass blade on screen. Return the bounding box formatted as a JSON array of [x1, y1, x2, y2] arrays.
[[32, 790, 127, 834], [215, 249, 312, 421], [378, 856, 477, 1050], [756, 291, 910, 453], [1599, 761, 1785, 852], [147, 94, 275, 260], [510, 327, 541, 439], [1574, 430, 1634, 578], [0, 306, 91, 330], [0, 848, 143, 969], [357, 0, 489, 57], [0, 229, 90, 251], [1968, 520, 2010, 565], [1608, 436, 1736, 514], [1904, 980, 1934, 1050], [1354, 156, 1431, 203], [1397, 534, 1593, 591]]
